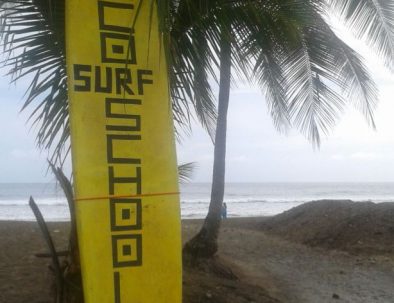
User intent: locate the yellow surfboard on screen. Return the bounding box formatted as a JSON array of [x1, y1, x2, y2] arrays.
[[65, 1, 182, 302]]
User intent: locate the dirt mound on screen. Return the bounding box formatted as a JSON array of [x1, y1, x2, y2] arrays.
[[183, 257, 280, 303], [261, 200, 394, 255]]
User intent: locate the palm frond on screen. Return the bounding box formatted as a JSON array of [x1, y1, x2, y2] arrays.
[[0, 0, 388, 161], [157, 0, 219, 138], [178, 162, 195, 183], [328, 0, 394, 70], [284, 36, 345, 145], [238, 0, 304, 132], [281, 11, 378, 145], [0, 0, 68, 165], [0, 0, 220, 164]]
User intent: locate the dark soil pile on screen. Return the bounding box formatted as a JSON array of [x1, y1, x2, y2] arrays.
[[183, 257, 279, 303], [260, 200, 394, 255], [0, 221, 280, 303]]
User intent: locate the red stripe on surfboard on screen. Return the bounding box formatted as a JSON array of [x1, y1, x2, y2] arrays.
[[74, 192, 180, 202]]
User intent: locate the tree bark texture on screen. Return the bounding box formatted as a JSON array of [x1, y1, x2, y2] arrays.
[[183, 26, 232, 259]]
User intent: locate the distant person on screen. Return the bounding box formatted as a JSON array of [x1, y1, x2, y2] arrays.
[[221, 202, 227, 219]]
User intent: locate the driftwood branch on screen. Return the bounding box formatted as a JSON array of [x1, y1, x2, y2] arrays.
[[29, 196, 64, 303], [30, 164, 83, 303], [48, 162, 80, 270], [35, 251, 69, 258]]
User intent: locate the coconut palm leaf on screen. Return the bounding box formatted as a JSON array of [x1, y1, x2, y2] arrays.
[[178, 162, 195, 183], [0, 0, 68, 164], [241, 1, 379, 145], [0, 0, 392, 157], [328, 0, 394, 71], [282, 25, 375, 145], [285, 13, 378, 144], [0, 0, 220, 164], [238, 0, 307, 132]]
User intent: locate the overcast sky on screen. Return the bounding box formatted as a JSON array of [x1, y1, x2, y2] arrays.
[[1, 28, 394, 183]]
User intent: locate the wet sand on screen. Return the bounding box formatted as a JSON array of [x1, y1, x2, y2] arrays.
[[1, 201, 394, 303]]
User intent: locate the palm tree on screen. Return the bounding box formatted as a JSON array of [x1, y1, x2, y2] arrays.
[[0, 0, 218, 165], [182, 0, 394, 258], [0, 0, 393, 264]]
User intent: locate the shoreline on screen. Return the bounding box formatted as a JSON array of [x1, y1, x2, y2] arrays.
[[0, 216, 268, 223], [1, 200, 394, 302], [2, 198, 393, 223]]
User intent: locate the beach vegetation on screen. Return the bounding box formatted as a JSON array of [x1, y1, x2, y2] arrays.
[[0, 1, 393, 301], [182, 0, 394, 259]]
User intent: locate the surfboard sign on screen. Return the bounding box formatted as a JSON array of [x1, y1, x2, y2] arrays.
[[66, 1, 182, 302]]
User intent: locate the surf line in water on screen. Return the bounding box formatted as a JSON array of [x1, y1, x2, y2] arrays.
[[67, 1, 182, 302]]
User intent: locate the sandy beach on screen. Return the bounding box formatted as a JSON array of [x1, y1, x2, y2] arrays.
[[1, 200, 393, 303]]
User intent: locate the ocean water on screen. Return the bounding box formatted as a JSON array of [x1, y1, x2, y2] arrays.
[[1, 182, 394, 221]]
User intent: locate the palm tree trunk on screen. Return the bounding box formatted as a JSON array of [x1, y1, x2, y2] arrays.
[[183, 27, 231, 259]]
